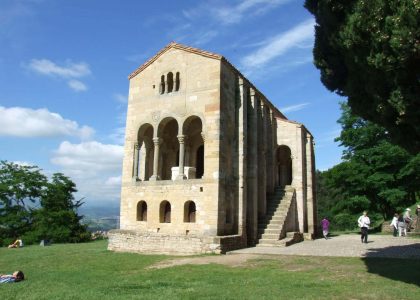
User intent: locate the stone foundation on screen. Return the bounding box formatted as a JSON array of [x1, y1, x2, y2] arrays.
[[108, 229, 246, 255]]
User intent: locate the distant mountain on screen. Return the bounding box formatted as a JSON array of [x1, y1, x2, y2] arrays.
[[78, 205, 120, 232], [78, 205, 119, 219]]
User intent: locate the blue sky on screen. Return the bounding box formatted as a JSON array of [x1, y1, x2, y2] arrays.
[[0, 0, 344, 208]]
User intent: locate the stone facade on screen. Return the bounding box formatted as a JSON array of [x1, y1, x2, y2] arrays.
[[108, 42, 317, 255]]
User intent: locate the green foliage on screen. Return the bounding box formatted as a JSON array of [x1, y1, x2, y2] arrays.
[[0, 161, 90, 246], [316, 104, 419, 230], [305, 0, 420, 153]]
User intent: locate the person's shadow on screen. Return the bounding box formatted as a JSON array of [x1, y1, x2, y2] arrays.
[[362, 243, 420, 287]]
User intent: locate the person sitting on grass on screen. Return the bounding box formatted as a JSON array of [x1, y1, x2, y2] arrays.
[[0, 271, 25, 283], [8, 238, 24, 248]]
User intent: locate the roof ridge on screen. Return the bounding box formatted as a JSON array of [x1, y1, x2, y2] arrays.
[[128, 42, 223, 79]]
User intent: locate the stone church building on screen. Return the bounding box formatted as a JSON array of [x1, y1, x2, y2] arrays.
[[108, 42, 317, 254]]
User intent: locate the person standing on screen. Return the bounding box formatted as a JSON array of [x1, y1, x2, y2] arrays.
[[390, 213, 398, 237], [398, 214, 407, 237], [404, 208, 413, 231], [416, 205, 420, 231], [358, 211, 370, 243], [321, 217, 330, 240]]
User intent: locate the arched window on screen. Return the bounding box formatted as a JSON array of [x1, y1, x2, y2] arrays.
[[277, 145, 292, 187], [184, 201, 196, 223], [160, 200, 171, 223], [137, 124, 154, 181], [167, 72, 174, 93], [157, 118, 179, 180], [160, 75, 165, 94], [175, 72, 180, 91], [136, 201, 147, 221], [182, 116, 204, 179]]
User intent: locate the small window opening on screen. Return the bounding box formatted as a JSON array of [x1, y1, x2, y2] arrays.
[[175, 72, 180, 91], [184, 201, 196, 223], [167, 72, 174, 93], [160, 75, 165, 94], [136, 201, 147, 221], [160, 201, 171, 223]]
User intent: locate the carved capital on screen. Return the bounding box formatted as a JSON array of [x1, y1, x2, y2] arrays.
[[238, 77, 244, 86], [177, 134, 186, 144], [153, 137, 162, 145]]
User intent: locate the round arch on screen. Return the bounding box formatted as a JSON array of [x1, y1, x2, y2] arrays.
[[184, 201, 196, 223], [157, 117, 179, 180], [277, 145, 292, 187], [136, 201, 147, 221], [159, 200, 171, 223], [182, 116, 204, 179]]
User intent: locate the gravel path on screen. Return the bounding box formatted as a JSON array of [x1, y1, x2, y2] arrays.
[[148, 235, 420, 269], [229, 234, 420, 259]]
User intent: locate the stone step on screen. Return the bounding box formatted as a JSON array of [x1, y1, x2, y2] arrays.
[[261, 233, 280, 239], [259, 228, 280, 235]]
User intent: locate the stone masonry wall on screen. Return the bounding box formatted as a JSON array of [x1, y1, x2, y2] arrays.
[[108, 230, 246, 255]]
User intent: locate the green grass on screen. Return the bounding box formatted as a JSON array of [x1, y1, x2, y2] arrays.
[[1, 240, 419, 299]]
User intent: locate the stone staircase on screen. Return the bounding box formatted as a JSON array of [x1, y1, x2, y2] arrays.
[[256, 186, 298, 247]]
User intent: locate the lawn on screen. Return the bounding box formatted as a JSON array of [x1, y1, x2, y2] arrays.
[[0, 240, 419, 299]]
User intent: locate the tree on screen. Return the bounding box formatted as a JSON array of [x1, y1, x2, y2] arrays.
[[316, 104, 419, 230], [305, 0, 420, 153], [0, 161, 90, 245], [34, 173, 90, 243], [0, 161, 47, 242]]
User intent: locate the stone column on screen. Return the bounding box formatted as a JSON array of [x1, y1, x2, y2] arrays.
[[265, 108, 274, 194], [149, 137, 162, 181], [132, 142, 140, 182], [257, 100, 267, 218], [237, 77, 247, 238], [306, 133, 315, 238], [247, 87, 259, 246], [139, 143, 147, 181], [176, 134, 186, 180]]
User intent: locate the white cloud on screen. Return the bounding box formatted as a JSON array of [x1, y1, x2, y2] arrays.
[[214, 0, 292, 25], [0, 106, 94, 139], [184, 0, 292, 25], [241, 18, 315, 70], [27, 59, 91, 92], [28, 59, 91, 78], [105, 176, 122, 186], [109, 127, 126, 145], [280, 102, 310, 113], [113, 93, 127, 103], [68, 79, 88, 92], [51, 141, 124, 205], [51, 141, 124, 174], [12, 161, 35, 167]]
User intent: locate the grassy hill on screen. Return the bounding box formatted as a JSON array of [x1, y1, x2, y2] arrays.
[[0, 241, 419, 299]]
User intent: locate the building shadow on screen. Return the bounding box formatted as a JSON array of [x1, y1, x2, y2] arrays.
[[362, 243, 420, 287]]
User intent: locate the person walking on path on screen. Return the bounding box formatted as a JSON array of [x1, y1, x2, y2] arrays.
[[398, 214, 407, 237], [390, 213, 398, 237], [358, 211, 370, 243], [416, 205, 420, 231], [321, 217, 330, 240]]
